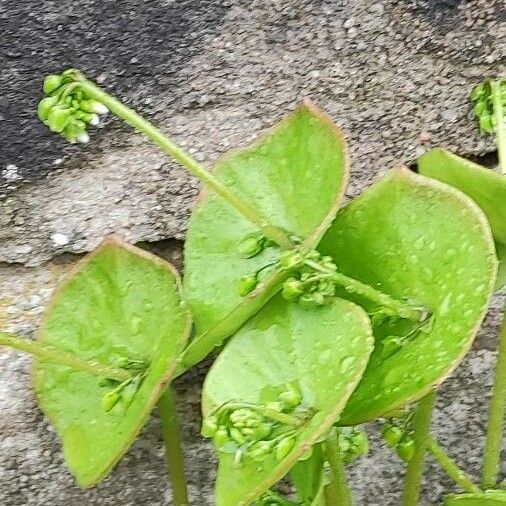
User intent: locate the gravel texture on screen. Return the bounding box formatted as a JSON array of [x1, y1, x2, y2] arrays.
[[0, 0, 505, 504]]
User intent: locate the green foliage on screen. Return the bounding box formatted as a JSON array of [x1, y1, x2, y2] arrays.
[[34, 237, 191, 486], [419, 148, 506, 290], [182, 102, 349, 368], [445, 491, 506, 505], [470, 79, 506, 135], [319, 168, 496, 424], [202, 295, 373, 505]]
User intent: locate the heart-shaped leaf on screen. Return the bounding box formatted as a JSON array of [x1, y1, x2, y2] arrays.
[[445, 491, 506, 505], [418, 148, 506, 290], [319, 168, 497, 424], [34, 237, 191, 487], [202, 295, 373, 505], [183, 101, 349, 368]]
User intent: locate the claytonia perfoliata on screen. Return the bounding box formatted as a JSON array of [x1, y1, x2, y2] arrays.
[[38, 70, 108, 143]]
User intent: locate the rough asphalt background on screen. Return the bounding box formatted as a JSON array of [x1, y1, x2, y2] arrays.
[[0, 0, 505, 504]]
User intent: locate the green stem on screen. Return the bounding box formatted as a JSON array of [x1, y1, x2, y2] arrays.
[[402, 390, 437, 506], [491, 80, 506, 175], [159, 387, 189, 506], [304, 259, 424, 321], [324, 429, 353, 506], [0, 332, 130, 382], [72, 72, 293, 249], [427, 436, 481, 493], [481, 305, 506, 489]]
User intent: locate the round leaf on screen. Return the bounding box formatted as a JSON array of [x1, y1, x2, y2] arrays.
[[319, 168, 497, 424], [183, 101, 349, 368], [202, 296, 373, 505], [34, 237, 191, 487], [419, 148, 506, 290]]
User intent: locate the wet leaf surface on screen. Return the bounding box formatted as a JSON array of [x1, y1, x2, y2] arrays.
[[34, 237, 191, 487]]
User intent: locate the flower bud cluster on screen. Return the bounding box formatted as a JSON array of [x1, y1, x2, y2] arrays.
[[100, 367, 146, 413], [202, 383, 307, 467], [38, 70, 108, 143], [337, 426, 369, 463], [237, 243, 340, 307], [382, 414, 415, 462], [280, 250, 337, 306]]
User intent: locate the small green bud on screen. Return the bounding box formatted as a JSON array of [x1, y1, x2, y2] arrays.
[[265, 401, 284, 412], [397, 439, 415, 462], [101, 390, 121, 412], [382, 426, 403, 448], [37, 96, 59, 122], [281, 278, 304, 301], [238, 273, 258, 296], [230, 408, 258, 425], [47, 107, 71, 133], [280, 250, 304, 270], [251, 423, 272, 440], [43, 74, 63, 94], [238, 234, 266, 258], [202, 416, 218, 438], [213, 427, 229, 448], [230, 427, 247, 445], [278, 383, 302, 408], [275, 436, 295, 461], [248, 440, 272, 462]]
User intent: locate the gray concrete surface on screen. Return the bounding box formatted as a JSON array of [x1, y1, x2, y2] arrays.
[[0, 0, 505, 504]]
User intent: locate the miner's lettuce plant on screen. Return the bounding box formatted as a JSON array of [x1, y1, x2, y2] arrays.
[[0, 70, 504, 505]]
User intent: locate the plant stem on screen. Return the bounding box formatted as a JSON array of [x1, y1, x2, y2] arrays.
[[324, 429, 353, 506], [304, 259, 424, 321], [0, 332, 131, 381], [427, 436, 481, 493], [159, 386, 189, 506], [481, 305, 506, 489], [491, 80, 506, 175], [401, 390, 437, 506], [72, 72, 293, 249]]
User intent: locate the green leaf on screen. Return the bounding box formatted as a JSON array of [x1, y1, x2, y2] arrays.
[[34, 237, 191, 487], [445, 491, 506, 505], [183, 101, 349, 368], [202, 295, 373, 505], [418, 148, 506, 290], [319, 168, 497, 424]]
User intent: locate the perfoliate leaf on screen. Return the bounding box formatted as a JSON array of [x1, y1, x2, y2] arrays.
[[418, 148, 506, 290], [202, 296, 373, 505], [319, 168, 496, 424], [183, 101, 349, 368], [34, 237, 191, 487], [445, 491, 506, 505]]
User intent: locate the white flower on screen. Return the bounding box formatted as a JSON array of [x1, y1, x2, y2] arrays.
[[77, 132, 90, 144]]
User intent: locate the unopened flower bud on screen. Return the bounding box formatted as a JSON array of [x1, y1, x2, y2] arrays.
[[201, 416, 218, 437], [248, 441, 272, 462], [281, 278, 304, 301], [213, 427, 229, 449], [280, 250, 304, 270], [47, 107, 71, 133], [397, 439, 415, 462], [238, 234, 265, 258], [37, 96, 59, 122], [275, 436, 295, 461], [278, 383, 302, 408], [382, 426, 403, 448], [43, 74, 63, 94], [101, 390, 121, 412], [238, 273, 258, 296]]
